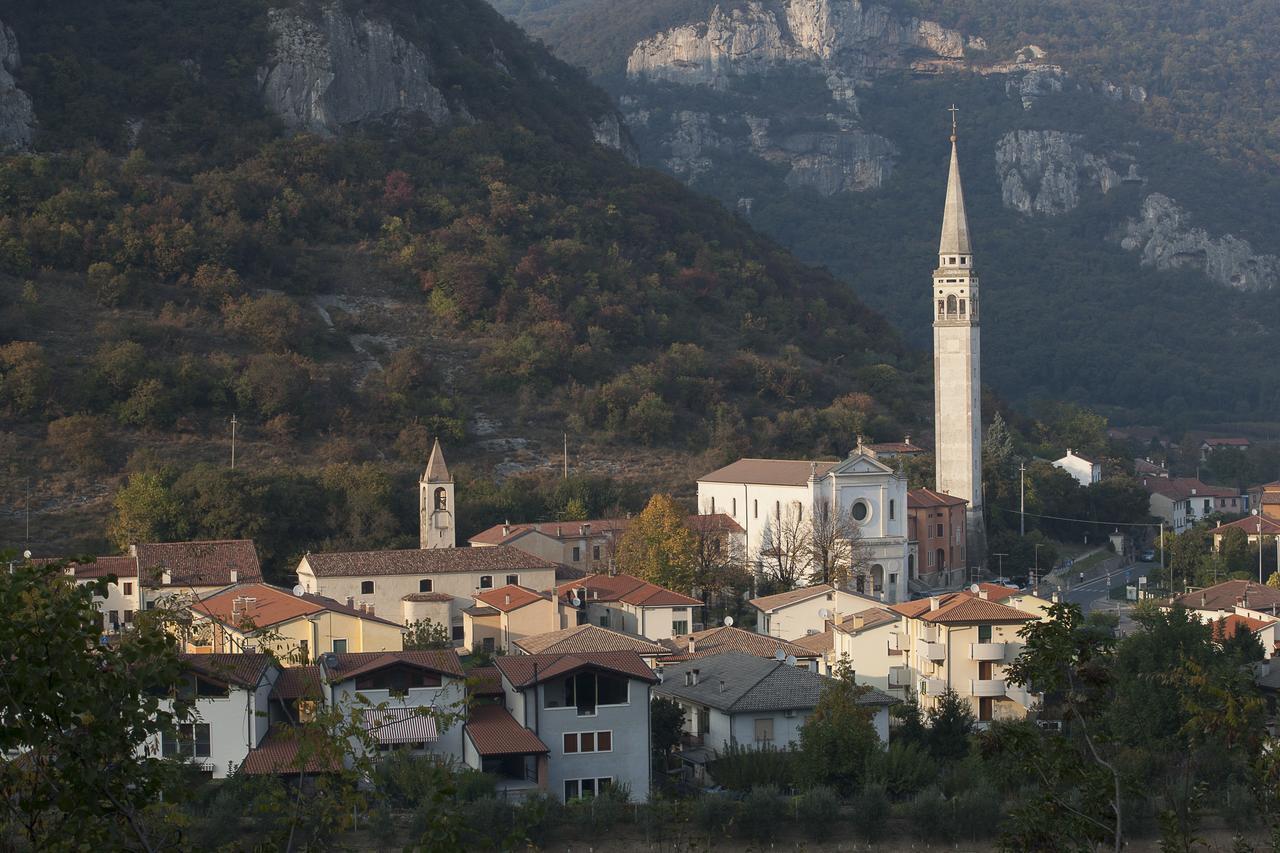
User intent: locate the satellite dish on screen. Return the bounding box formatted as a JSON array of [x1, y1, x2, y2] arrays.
[[785, 655, 798, 667], [22, 550, 31, 559], [818, 608, 832, 619], [970, 583, 981, 594], [292, 584, 305, 597], [774, 648, 786, 661], [723, 616, 735, 627], [570, 591, 582, 608]]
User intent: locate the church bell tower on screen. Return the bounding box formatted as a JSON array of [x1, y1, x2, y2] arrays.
[[420, 439, 455, 549], [932, 107, 986, 565]]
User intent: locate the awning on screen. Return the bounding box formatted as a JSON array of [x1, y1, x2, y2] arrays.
[[361, 708, 440, 744]]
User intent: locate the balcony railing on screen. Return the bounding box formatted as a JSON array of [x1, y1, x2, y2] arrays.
[[921, 626, 939, 643], [969, 642, 1007, 662], [922, 676, 947, 696], [888, 666, 910, 688], [923, 641, 946, 661], [970, 678, 1007, 698], [1006, 683, 1039, 708]]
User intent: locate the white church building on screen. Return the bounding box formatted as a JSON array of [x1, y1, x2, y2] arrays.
[[697, 444, 910, 603]]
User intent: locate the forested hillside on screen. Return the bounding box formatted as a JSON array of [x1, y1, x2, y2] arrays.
[[0, 0, 930, 566], [496, 0, 1280, 429]]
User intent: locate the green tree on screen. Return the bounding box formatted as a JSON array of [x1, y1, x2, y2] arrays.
[[798, 657, 881, 794], [0, 340, 50, 414], [0, 557, 192, 849], [404, 619, 452, 650], [650, 696, 685, 757], [925, 687, 975, 762], [107, 470, 186, 550], [615, 494, 697, 593]]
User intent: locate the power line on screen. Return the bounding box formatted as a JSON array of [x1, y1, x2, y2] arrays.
[[990, 505, 1161, 528]]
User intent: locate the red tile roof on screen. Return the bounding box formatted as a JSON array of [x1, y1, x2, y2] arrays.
[[323, 650, 465, 682], [273, 666, 323, 701], [557, 572, 701, 608], [1143, 477, 1239, 501], [465, 704, 548, 756], [473, 584, 550, 613], [868, 441, 925, 454], [908, 488, 968, 509], [749, 583, 837, 612], [1209, 613, 1274, 643], [301, 546, 554, 578], [192, 582, 404, 629], [661, 626, 819, 661], [135, 540, 261, 588], [61, 555, 139, 579], [1203, 438, 1251, 447], [1171, 580, 1280, 613], [467, 666, 505, 697], [699, 458, 838, 486], [469, 514, 742, 547], [831, 607, 900, 636], [494, 649, 657, 688], [513, 624, 665, 656], [891, 592, 1036, 624], [1210, 516, 1280, 536], [790, 629, 833, 654], [240, 725, 342, 775], [180, 653, 273, 689]]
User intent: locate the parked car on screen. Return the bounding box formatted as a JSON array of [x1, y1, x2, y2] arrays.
[[1139, 548, 1156, 562]]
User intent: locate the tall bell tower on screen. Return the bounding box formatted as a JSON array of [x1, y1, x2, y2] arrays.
[[420, 439, 455, 549], [932, 106, 985, 565]]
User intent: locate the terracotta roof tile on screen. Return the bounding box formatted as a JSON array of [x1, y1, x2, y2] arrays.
[[273, 666, 323, 701], [661, 626, 819, 661], [513, 624, 665, 656], [240, 725, 342, 775], [892, 592, 1035, 624], [465, 704, 548, 756], [136, 539, 261, 588], [324, 650, 465, 682], [467, 666, 505, 697], [302, 546, 554, 578], [1210, 516, 1280, 536], [1172, 580, 1280, 613], [699, 458, 838, 486], [494, 650, 657, 688], [55, 555, 139, 579], [469, 514, 741, 547], [748, 582, 879, 613], [1209, 613, 1274, 643], [791, 629, 833, 654], [474, 584, 549, 613], [180, 653, 273, 689], [557, 573, 701, 608], [193, 582, 404, 629], [831, 607, 900, 635], [907, 488, 968, 509]]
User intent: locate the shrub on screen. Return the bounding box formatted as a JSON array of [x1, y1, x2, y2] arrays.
[[867, 740, 935, 798], [797, 785, 840, 840], [708, 742, 797, 791], [693, 794, 739, 836], [454, 767, 497, 802], [514, 791, 564, 847], [462, 796, 515, 848], [906, 787, 952, 842], [736, 785, 785, 842], [47, 414, 113, 474], [850, 782, 891, 842]]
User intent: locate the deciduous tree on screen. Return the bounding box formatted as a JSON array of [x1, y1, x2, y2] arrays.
[[616, 494, 696, 593]]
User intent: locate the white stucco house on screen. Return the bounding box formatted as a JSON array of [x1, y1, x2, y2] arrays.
[[697, 445, 911, 603], [748, 582, 882, 640], [1053, 449, 1102, 487]]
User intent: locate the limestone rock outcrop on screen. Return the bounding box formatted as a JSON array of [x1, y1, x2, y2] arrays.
[[995, 130, 1124, 215], [0, 21, 34, 151], [1120, 193, 1280, 291]]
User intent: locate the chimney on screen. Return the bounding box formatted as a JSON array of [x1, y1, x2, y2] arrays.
[[929, 596, 940, 611], [1201, 594, 1207, 607], [684, 671, 693, 686], [230, 569, 238, 584], [688, 635, 697, 654], [718, 678, 727, 693], [502, 523, 510, 536], [504, 594, 511, 606], [691, 668, 700, 686], [346, 596, 355, 609], [162, 569, 172, 586], [366, 604, 374, 617], [359, 603, 367, 614], [583, 523, 592, 535], [978, 588, 989, 600], [851, 613, 864, 631], [904, 433, 911, 445], [579, 525, 586, 536]]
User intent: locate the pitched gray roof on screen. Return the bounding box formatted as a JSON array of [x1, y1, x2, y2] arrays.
[[655, 651, 894, 714]]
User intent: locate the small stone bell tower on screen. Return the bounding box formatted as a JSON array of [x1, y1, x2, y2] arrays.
[[420, 439, 455, 549]]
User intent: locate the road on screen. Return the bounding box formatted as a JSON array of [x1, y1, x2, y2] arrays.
[[1051, 560, 1161, 632]]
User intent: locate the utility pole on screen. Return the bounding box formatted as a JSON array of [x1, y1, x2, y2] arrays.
[[1019, 462, 1026, 537], [230, 413, 238, 469], [1256, 509, 1265, 584], [1160, 520, 1167, 593], [24, 476, 30, 546], [563, 433, 568, 480], [992, 552, 1007, 581]]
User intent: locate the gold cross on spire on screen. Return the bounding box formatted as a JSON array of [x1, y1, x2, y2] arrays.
[[947, 104, 959, 142]]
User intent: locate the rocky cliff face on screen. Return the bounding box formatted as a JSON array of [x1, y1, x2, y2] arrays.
[[626, 0, 970, 94], [258, 3, 451, 135], [0, 21, 34, 151], [1120, 193, 1280, 291], [995, 130, 1129, 215]]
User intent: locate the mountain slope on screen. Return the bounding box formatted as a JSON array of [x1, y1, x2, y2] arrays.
[[497, 0, 1280, 428], [0, 0, 930, 559]]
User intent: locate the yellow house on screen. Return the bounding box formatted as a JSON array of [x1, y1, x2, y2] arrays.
[[890, 589, 1043, 724], [187, 582, 406, 663], [462, 584, 557, 654]]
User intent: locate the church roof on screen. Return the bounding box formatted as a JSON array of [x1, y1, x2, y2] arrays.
[[698, 458, 837, 486], [423, 439, 450, 483], [938, 138, 972, 256]]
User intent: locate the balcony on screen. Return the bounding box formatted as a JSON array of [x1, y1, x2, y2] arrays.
[[888, 666, 910, 688], [922, 676, 947, 696], [923, 641, 946, 661], [970, 678, 1007, 698], [969, 642, 1007, 662], [921, 625, 939, 643], [1006, 683, 1039, 708], [887, 632, 902, 651]]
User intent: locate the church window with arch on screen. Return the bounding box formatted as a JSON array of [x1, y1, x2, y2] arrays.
[[433, 487, 447, 512]]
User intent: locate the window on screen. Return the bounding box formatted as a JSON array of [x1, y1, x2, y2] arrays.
[[564, 777, 612, 800], [451, 625, 464, 642], [562, 672, 628, 715], [753, 718, 774, 744], [433, 487, 447, 512], [123, 582, 132, 595], [592, 545, 600, 561], [889, 499, 895, 520], [959, 299, 966, 315], [753, 500, 758, 519], [572, 546, 581, 562], [978, 625, 992, 643], [299, 639, 309, 659], [673, 619, 689, 635], [482, 637, 495, 653], [946, 294, 957, 315], [361, 580, 374, 595], [576, 610, 588, 626], [889, 573, 897, 588], [419, 578, 433, 593], [563, 731, 613, 754], [710, 496, 715, 513], [936, 523, 944, 538], [599, 615, 609, 628], [506, 574, 519, 586], [332, 639, 348, 654], [732, 497, 737, 516], [123, 610, 134, 624], [775, 501, 780, 518], [479, 575, 493, 589], [851, 502, 868, 522], [109, 610, 119, 626], [162, 723, 210, 759]]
